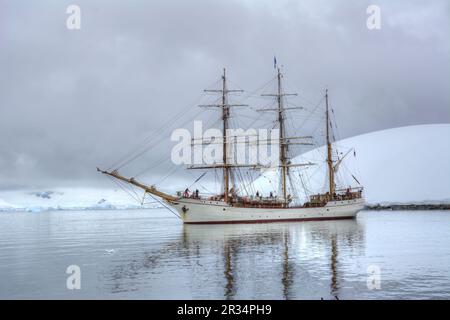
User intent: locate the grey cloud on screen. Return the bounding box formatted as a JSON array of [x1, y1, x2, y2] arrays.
[[0, 0, 448, 189]]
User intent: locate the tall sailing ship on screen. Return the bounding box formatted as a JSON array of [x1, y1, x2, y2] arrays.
[[98, 67, 365, 224]]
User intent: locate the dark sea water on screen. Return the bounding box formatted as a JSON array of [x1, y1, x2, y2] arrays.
[[0, 209, 449, 299]]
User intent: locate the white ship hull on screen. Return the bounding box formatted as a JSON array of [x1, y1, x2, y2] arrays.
[[166, 197, 365, 224]]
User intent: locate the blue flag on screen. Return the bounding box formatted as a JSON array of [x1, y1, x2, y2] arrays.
[[274, 56, 277, 69]]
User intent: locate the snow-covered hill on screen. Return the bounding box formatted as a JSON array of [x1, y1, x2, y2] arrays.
[[0, 124, 448, 212], [254, 124, 450, 205], [336, 124, 450, 204]]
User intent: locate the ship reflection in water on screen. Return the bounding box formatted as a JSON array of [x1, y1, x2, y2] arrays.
[[107, 215, 365, 299], [2, 210, 450, 299], [182, 220, 363, 300]]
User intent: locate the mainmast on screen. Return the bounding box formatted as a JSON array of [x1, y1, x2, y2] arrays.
[[258, 68, 315, 206], [274, 68, 303, 205], [261, 68, 298, 205], [277, 69, 288, 204], [325, 89, 335, 196]]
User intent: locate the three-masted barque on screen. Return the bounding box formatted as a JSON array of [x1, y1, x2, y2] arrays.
[[98, 67, 365, 224]]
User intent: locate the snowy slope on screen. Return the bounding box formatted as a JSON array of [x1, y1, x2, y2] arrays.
[[253, 124, 450, 205]]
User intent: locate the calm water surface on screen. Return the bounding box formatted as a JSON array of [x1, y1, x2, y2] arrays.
[[0, 209, 449, 299]]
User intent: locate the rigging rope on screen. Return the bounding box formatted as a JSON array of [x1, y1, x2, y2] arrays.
[[108, 93, 207, 171], [147, 193, 181, 219]]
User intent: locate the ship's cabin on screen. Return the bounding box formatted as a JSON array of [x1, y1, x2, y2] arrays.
[[305, 187, 363, 207]]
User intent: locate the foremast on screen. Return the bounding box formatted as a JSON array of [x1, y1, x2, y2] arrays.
[[196, 69, 247, 203]]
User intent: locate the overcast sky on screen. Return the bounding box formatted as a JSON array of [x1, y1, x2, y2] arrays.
[[0, 0, 449, 190]]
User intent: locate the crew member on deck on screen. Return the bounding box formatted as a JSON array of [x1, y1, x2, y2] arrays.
[[183, 188, 190, 198]]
